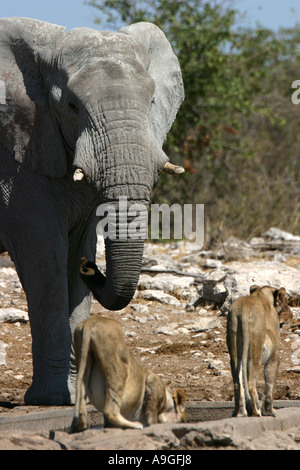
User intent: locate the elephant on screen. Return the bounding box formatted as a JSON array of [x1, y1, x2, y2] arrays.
[[0, 17, 184, 405]]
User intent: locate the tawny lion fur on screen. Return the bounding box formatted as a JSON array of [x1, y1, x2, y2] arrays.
[[226, 285, 289, 417], [70, 316, 186, 432]]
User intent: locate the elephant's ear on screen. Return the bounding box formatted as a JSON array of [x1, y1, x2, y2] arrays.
[[119, 22, 184, 147], [0, 18, 67, 178]]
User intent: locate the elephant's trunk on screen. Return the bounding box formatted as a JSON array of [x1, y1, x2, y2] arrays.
[[74, 115, 157, 310], [80, 200, 148, 310], [80, 239, 144, 310]]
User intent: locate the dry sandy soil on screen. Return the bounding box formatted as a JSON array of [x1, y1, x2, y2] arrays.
[[0, 250, 299, 413]]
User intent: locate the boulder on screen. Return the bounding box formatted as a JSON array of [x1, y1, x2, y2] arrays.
[[137, 290, 181, 307], [139, 273, 194, 292], [194, 260, 300, 312], [216, 236, 256, 261], [219, 261, 300, 312], [0, 308, 29, 323], [184, 317, 221, 332], [0, 340, 7, 365], [262, 227, 300, 242], [138, 272, 197, 302]]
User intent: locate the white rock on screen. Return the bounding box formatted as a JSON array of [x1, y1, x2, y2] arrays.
[[125, 331, 137, 337], [138, 272, 197, 303], [176, 327, 190, 335], [0, 308, 29, 323], [202, 261, 300, 312], [263, 227, 300, 241], [291, 339, 300, 365], [142, 253, 180, 271], [130, 304, 150, 315], [204, 259, 223, 269], [153, 325, 176, 335], [134, 316, 148, 324], [174, 240, 204, 252], [0, 340, 7, 365], [291, 308, 300, 320], [138, 290, 181, 307], [185, 317, 221, 332], [206, 359, 225, 370], [197, 308, 210, 315], [201, 280, 227, 304], [250, 237, 265, 245], [216, 237, 256, 260], [0, 267, 18, 278], [139, 273, 194, 293]]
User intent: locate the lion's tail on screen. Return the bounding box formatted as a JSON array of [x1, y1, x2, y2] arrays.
[[238, 314, 252, 415]]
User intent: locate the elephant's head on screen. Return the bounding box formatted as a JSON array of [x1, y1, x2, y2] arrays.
[[0, 18, 184, 310]]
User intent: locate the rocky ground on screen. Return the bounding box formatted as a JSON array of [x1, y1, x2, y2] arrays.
[[0, 227, 299, 450]]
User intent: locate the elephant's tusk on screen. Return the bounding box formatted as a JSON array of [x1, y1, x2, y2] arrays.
[[73, 168, 85, 181], [163, 162, 185, 175]]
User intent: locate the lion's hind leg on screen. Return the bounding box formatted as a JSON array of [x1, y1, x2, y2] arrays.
[[261, 353, 279, 417], [100, 352, 143, 430], [104, 395, 144, 430], [103, 382, 144, 430], [248, 365, 261, 416], [248, 341, 262, 417], [229, 353, 248, 417], [234, 365, 249, 417], [234, 331, 249, 416]]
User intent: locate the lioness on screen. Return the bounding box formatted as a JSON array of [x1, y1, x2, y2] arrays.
[[70, 316, 187, 432], [226, 285, 288, 418]]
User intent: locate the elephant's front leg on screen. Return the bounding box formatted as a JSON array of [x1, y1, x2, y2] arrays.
[[21, 244, 71, 405], [3, 218, 72, 404], [12, 246, 72, 405], [0, 159, 74, 404]]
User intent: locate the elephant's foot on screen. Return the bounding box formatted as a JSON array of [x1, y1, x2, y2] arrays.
[[24, 380, 72, 406]]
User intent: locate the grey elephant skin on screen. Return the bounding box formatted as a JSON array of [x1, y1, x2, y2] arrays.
[[0, 17, 184, 405]]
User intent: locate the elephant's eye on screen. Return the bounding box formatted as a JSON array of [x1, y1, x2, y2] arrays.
[[68, 101, 79, 115], [151, 96, 155, 105]]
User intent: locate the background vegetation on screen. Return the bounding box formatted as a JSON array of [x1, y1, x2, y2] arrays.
[[87, 0, 300, 242]]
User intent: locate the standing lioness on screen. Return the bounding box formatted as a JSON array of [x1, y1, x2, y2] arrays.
[[70, 316, 187, 432], [226, 285, 288, 417]]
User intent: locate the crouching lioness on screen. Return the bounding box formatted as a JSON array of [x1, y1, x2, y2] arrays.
[[226, 285, 288, 418], [70, 316, 187, 432]]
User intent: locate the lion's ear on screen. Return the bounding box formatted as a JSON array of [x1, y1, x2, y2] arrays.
[[249, 285, 260, 294], [173, 388, 186, 408], [173, 388, 187, 422], [273, 287, 286, 305], [273, 287, 292, 321], [276, 287, 287, 300]]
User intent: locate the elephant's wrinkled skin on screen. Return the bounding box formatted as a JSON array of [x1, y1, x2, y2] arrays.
[[0, 18, 184, 405]]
